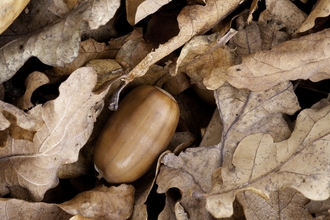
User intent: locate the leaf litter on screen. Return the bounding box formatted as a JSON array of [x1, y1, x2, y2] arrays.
[[1, 0, 330, 219]]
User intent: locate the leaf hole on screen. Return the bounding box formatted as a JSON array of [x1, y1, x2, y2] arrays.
[[146, 184, 166, 219]]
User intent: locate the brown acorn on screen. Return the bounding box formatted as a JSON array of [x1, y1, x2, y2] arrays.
[[94, 85, 180, 184]]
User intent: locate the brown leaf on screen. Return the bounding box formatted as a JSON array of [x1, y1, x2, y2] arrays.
[[0, 198, 72, 219], [265, 0, 307, 35], [176, 29, 237, 90], [156, 81, 299, 219], [237, 188, 313, 219], [52, 38, 118, 76], [298, 0, 330, 33], [124, 0, 246, 82], [59, 184, 135, 219], [16, 71, 50, 110], [0, 0, 30, 34], [0, 0, 120, 83], [206, 96, 330, 218], [0, 184, 135, 220], [217, 81, 300, 167], [0, 67, 113, 201], [126, 0, 173, 25], [226, 28, 330, 91]]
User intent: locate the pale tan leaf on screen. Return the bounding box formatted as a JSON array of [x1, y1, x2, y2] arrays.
[[298, 0, 330, 33], [126, 0, 172, 25], [0, 198, 72, 220], [226, 28, 330, 91], [266, 0, 307, 35], [206, 99, 330, 218], [16, 71, 50, 110], [0, 67, 114, 201], [0, 0, 30, 34], [0, 0, 120, 83], [59, 184, 135, 220], [52, 38, 117, 76], [124, 0, 246, 83], [156, 81, 299, 219], [228, 9, 289, 61], [176, 29, 237, 90], [217, 81, 300, 167], [70, 215, 94, 220], [0, 100, 44, 136], [237, 188, 313, 219], [0, 184, 135, 220]]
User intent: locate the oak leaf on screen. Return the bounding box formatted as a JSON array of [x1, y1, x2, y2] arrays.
[[126, 0, 172, 25], [206, 96, 330, 218], [0, 0, 30, 34], [0, 0, 120, 83], [237, 188, 313, 219], [156, 81, 299, 219], [0, 184, 135, 220], [297, 0, 330, 33], [124, 0, 246, 82], [265, 0, 306, 35], [226, 28, 330, 91], [0, 67, 113, 201]]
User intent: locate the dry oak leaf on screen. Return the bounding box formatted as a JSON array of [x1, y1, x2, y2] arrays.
[[265, 0, 307, 36], [206, 99, 330, 218], [124, 0, 246, 83], [0, 67, 111, 201], [59, 184, 135, 220], [297, 0, 330, 33], [175, 29, 237, 90], [52, 38, 118, 76], [0, 184, 135, 220], [226, 28, 330, 91], [16, 71, 50, 110], [0, 0, 30, 34], [237, 187, 313, 219], [216, 81, 299, 167], [0, 0, 120, 83], [126, 0, 172, 25], [156, 81, 299, 219]]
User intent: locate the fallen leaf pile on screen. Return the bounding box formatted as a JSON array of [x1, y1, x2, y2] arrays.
[[1, 0, 330, 219]]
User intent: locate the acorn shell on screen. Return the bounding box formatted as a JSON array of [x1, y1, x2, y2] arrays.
[[93, 85, 180, 184]]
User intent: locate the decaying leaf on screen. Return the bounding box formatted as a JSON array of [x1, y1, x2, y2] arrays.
[[52, 38, 118, 76], [175, 29, 237, 90], [226, 28, 330, 91], [59, 184, 135, 219], [156, 81, 300, 219], [0, 0, 120, 83], [265, 0, 307, 35], [126, 0, 172, 25], [0, 184, 135, 220], [124, 0, 246, 82], [16, 71, 50, 110], [237, 188, 313, 219], [297, 0, 330, 33], [0, 0, 30, 34], [0, 67, 116, 201], [206, 96, 330, 218]]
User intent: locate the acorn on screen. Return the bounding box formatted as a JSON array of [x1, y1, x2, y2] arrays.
[[93, 85, 180, 184]]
